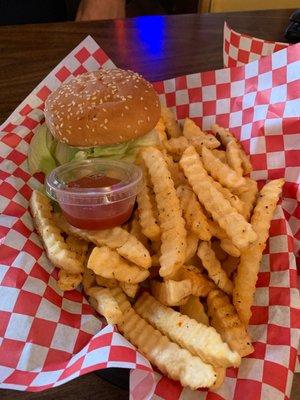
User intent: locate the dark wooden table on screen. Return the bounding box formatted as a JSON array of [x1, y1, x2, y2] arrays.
[[1, 8, 299, 400]]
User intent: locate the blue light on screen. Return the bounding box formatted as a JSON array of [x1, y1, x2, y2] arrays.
[[133, 16, 166, 57]]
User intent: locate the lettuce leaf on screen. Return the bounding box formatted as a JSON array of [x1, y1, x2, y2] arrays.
[[28, 125, 158, 175], [54, 142, 81, 165], [28, 125, 57, 175]]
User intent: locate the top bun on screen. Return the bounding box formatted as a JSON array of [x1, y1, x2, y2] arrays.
[[44, 68, 161, 147]]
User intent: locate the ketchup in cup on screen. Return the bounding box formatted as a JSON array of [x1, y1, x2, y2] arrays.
[[46, 159, 143, 230]]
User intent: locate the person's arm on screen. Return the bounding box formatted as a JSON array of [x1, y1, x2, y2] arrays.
[[76, 0, 125, 21]]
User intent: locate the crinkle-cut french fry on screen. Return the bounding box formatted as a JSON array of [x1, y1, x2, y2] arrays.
[[87, 247, 149, 284], [234, 178, 258, 221], [136, 166, 161, 241], [119, 282, 139, 298], [209, 221, 241, 257], [30, 191, 84, 275], [154, 117, 168, 148], [198, 242, 233, 295], [88, 286, 122, 325], [238, 148, 253, 175], [180, 147, 257, 250], [111, 287, 216, 389], [212, 368, 226, 390], [164, 132, 220, 157], [150, 279, 191, 306], [202, 146, 245, 189], [211, 149, 227, 164], [211, 179, 245, 215], [117, 235, 151, 269], [82, 265, 96, 292], [161, 106, 182, 138], [211, 124, 234, 146], [180, 296, 209, 326], [65, 235, 88, 254], [220, 238, 241, 258], [185, 233, 199, 263], [129, 215, 149, 248], [57, 216, 151, 269], [222, 256, 240, 278], [174, 265, 215, 297], [183, 118, 220, 149], [183, 117, 206, 139], [189, 133, 221, 151], [164, 136, 189, 156], [211, 240, 228, 261], [95, 275, 118, 288], [177, 185, 212, 241], [57, 270, 82, 291], [135, 292, 241, 368], [233, 178, 284, 325], [141, 147, 186, 277], [212, 124, 252, 175], [207, 290, 254, 357], [226, 140, 243, 176], [161, 150, 186, 188], [65, 234, 88, 265]]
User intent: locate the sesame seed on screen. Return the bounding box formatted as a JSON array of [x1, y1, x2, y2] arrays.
[[104, 118, 108, 124], [127, 125, 131, 129]]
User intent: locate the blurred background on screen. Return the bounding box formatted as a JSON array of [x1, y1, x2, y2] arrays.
[[0, 0, 299, 25]]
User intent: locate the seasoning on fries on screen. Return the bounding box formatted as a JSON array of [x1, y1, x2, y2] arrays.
[[29, 95, 284, 391], [233, 179, 284, 325], [134, 292, 241, 368]]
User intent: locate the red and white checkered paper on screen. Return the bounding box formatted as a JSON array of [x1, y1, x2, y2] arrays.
[[223, 21, 300, 375], [1, 35, 300, 400], [223, 23, 300, 266], [223, 22, 289, 68]]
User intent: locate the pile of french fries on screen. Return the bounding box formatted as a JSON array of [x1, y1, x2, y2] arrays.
[[30, 106, 284, 391]]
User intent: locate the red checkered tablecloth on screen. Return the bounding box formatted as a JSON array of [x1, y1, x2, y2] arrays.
[[0, 35, 300, 399]]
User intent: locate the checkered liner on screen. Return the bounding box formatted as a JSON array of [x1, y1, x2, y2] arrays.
[[223, 23, 300, 271], [223, 22, 289, 68], [223, 21, 300, 376], [1, 36, 300, 400]]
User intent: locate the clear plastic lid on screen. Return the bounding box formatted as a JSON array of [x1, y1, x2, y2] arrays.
[[45, 158, 143, 206]]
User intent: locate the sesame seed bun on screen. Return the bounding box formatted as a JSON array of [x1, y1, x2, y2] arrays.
[[44, 68, 161, 147]]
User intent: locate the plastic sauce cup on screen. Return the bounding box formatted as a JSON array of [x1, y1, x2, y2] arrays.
[[46, 159, 143, 230]]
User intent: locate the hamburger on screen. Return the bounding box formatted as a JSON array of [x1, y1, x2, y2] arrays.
[[28, 68, 161, 174]]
